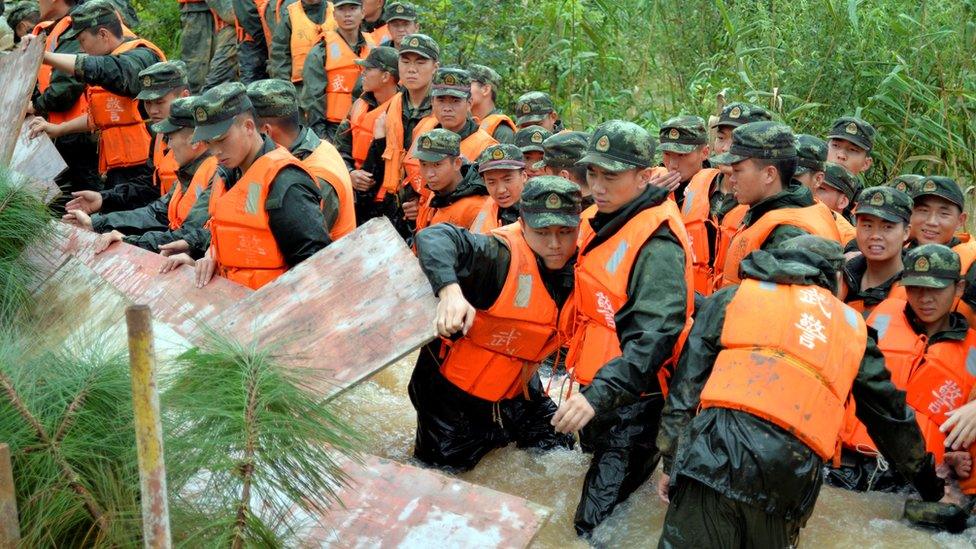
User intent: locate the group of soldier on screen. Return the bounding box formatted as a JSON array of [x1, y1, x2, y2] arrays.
[[8, 0, 976, 545]]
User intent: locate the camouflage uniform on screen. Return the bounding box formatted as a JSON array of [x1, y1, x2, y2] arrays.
[[709, 102, 772, 220], [268, 0, 330, 83], [333, 45, 399, 170], [658, 115, 709, 209], [514, 91, 562, 132], [821, 161, 862, 220], [827, 115, 876, 151], [887, 174, 924, 195], [180, 0, 239, 93], [475, 143, 525, 227], [5, 1, 39, 43], [468, 64, 515, 144], [794, 134, 827, 176], [514, 125, 550, 155]]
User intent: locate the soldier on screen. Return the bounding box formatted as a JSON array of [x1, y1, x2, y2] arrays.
[[656, 235, 944, 547], [268, 0, 336, 86], [551, 121, 694, 537], [0, 2, 12, 51], [887, 173, 924, 195], [793, 134, 827, 193], [409, 176, 579, 471], [247, 78, 356, 241], [469, 144, 525, 234], [409, 128, 489, 234], [826, 115, 874, 176], [233, 0, 270, 83], [299, 0, 373, 140], [468, 63, 515, 144], [710, 121, 840, 289], [360, 0, 385, 40], [7, 1, 40, 41], [514, 125, 550, 179], [514, 91, 561, 131], [533, 130, 591, 206], [379, 0, 417, 47], [178, 0, 238, 93], [815, 162, 861, 244]]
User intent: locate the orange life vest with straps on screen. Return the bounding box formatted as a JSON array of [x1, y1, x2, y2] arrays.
[[679, 168, 721, 296], [208, 147, 310, 289], [478, 113, 516, 138], [287, 0, 336, 82], [34, 18, 88, 125], [710, 203, 747, 290], [835, 211, 857, 245], [840, 298, 976, 463], [564, 200, 695, 392], [301, 140, 356, 239], [401, 123, 497, 201], [720, 202, 841, 287], [701, 279, 867, 460], [415, 191, 488, 234], [152, 133, 180, 196], [438, 222, 566, 401], [321, 30, 373, 121], [86, 38, 166, 174], [168, 156, 220, 230], [348, 94, 394, 169], [378, 92, 434, 200], [470, 199, 501, 234], [952, 237, 976, 327], [842, 282, 907, 317], [366, 23, 390, 45]]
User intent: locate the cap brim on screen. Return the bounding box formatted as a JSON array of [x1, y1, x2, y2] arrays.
[[794, 165, 813, 175], [136, 89, 168, 101], [413, 150, 451, 162], [386, 15, 417, 21], [827, 134, 872, 151], [151, 120, 183, 135], [519, 145, 544, 154], [900, 275, 955, 289], [658, 142, 700, 154], [914, 190, 964, 210], [354, 59, 372, 67], [431, 89, 470, 99], [854, 206, 907, 224], [521, 211, 580, 229], [709, 151, 749, 166], [478, 160, 525, 173], [531, 159, 547, 170], [516, 114, 547, 126], [575, 152, 638, 172], [398, 47, 434, 59], [191, 117, 235, 144]]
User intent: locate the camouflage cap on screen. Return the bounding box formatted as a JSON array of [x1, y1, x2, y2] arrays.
[[135, 61, 188, 101], [577, 120, 655, 172], [70, 0, 119, 32], [431, 68, 471, 99], [914, 176, 965, 210], [151, 96, 196, 135], [710, 121, 796, 166], [821, 162, 862, 201], [794, 134, 827, 175], [534, 131, 589, 170], [657, 115, 707, 154], [519, 175, 582, 229], [827, 116, 875, 151], [886, 174, 925, 195], [715, 102, 772, 129], [467, 64, 501, 92], [514, 92, 555, 126], [413, 128, 461, 162], [246, 79, 299, 118], [7, 2, 40, 28], [398, 33, 439, 61], [514, 125, 552, 154], [190, 82, 253, 143], [332, 0, 363, 7], [477, 144, 524, 173], [355, 46, 399, 78], [383, 1, 417, 21], [901, 244, 961, 289], [776, 235, 845, 272], [853, 186, 912, 224]]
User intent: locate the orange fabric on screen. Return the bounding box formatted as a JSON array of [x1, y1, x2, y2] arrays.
[[460, 128, 498, 162], [301, 140, 356, 239], [478, 113, 516, 137], [679, 168, 721, 296], [321, 30, 373, 121], [348, 95, 394, 169], [86, 38, 166, 174], [952, 237, 976, 327], [208, 147, 309, 289], [415, 192, 488, 233], [401, 123, 496, 202], [835, 211, 856, 245], [287, 0, 336, 82], [844, 283, 907, 317], [710, 204, 747, 290], [439, 222, 563, 401], [366, 23, 390, 45], [254, 0, 273, 44], [470, 199, 501, 234], [378, 92, 408, 200], [152, 133, 180, 196], [840, 298, 976, 463], [564, 200, 694, 392], [168, 156, 220, 229], [35, 18, 88, 125], [701, 279, 867, 460], [720, 202, 841, 287]]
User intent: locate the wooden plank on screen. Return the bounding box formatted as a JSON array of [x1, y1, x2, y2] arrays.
[[0, 40, 43, 164], [301, 455, 551, 548], [210, 217, 437, 400], [0, 444, 20, 547], [10, 120, 66, 203]]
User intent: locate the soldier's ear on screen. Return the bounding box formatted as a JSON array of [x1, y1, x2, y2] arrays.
[[955, 279, 966, 300]]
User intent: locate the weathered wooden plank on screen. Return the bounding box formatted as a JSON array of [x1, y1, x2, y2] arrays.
[[0, 444, 20, 547], [301, 455, 551, 548], [210, 217, 438, 400], [10, 120, 66, 202], [0, 40, 43, 164]]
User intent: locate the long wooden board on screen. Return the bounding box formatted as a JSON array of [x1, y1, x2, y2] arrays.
[[11, 120, 66, 203], [0, 39, 43, 164]]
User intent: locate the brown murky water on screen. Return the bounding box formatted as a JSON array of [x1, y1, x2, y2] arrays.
[[333, 355, 976, 548]]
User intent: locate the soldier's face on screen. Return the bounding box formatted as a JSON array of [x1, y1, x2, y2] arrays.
[[388, 19, 419, 47], [910, 196, 967, 245], [470, 82, 490, 109], [906, 281, 963, 326], [432, 95, 469, 132], [523, 152, 544, 178], [827, 139, 872, 175], [77, 28, 115, 56], [166, 128, 199, 167], [15, 20, 36, 40], [360, 67, 388, 92], [586, 165, 647, 213], [363, 0, 384, 18], [398, 53, 435, 91], [662, 145, 709, 183], [523, 224, 579, 270], [205, 117, 257, 169], [143, 89, 186, 124], [855, 214, 909, 262], [482, 169, 526, 209], [334, 4, 364, 31], [729, 158, 778, 206], [420, 156, 462, 194], [39, 0, 57, 19], [814, 184, 849, 213], [713, 126, 734, 154]]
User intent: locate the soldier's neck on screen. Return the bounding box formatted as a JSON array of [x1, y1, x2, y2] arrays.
[[374, 84, 397, 105], [337, 27, 359, 47], [919, 313, 951, 338], [471, 101, 494, 121], [239, 135, 264, 173], [862, 254, 903, 289], [407, 85, 429, 108]]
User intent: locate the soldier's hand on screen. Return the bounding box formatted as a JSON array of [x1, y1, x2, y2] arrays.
[[373, 112, 387, 139], [27, 116, 55, 139], [25, 102, 35, 116], [402, 199, 418, 221], [195, 255, 216, 288], [65, 190, 103, 214], [350, 169, 375, 192], [19, 33, 40, 51], [61, 209, 93, 230], [160, 253, 195, 274], [943, 400, 976, 450], [648, 169, 682, 192], [159, 240, 190, 257], [657, 474, 671, 503], [93, 231, 124, 254], [552, 393, 596, 434], [435, 283, 475, 338]]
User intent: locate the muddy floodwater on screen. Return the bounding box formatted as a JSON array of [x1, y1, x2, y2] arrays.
[[333, 355, 976, 548]]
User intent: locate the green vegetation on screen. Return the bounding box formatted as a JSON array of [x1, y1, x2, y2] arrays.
[[0, 168, 53, 321]]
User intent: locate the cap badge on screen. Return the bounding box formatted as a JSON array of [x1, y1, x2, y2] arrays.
[[545, 193, 562, 209], [443, 73, 457, 86], [395, 4, 404, 12], [870, 192, 885, 206], [408, 37, 419, 47], [922, 180, 937, 193], [531, 132, 544, 144], [915, 256, 930, 272], [668, 128, 680, 140], [895, 182, 907, 192], [141, 75, 152, 88], [595, 135, 610, 152], [520, 103, 531, 114], [845, 122, 859, 135], [729, 106, 741, 119], [194, 106, 208, 123], [490, 148, 505, 160], [421, 136, 432, 149]]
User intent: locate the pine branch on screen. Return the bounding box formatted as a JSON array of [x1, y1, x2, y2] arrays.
[[231, 364, 260, 549]]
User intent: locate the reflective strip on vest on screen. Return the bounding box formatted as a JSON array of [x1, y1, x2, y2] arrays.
[[679, 168, 721, 296]]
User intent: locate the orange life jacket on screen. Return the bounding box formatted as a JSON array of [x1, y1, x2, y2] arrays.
[[564, 200, 695, 391], [366, 23, 390, 45], [321, 30, 373, 121], [478, 113, 516, 138], [86, 38, 166, 174], [710, 203, 747, 290], [301, 140, 356, 239], [348, 94, 394, 169], [438, 222, 564, 401], [168, 156, 220, 230], [378, 92, 435, 200], [34, 18, 88, 125], [843, 282, 907, 317], [679, 168, 721, 296], [470, 199, 502, 234], [720, 202, 841, 287], [208, 147, 310, 289], [287, 0, 336, 82], [415, 191, 488, 233], [840, 298, 976, 463], [952, 237, 976, 327], [835, 211, 857, 245], [701, 279, 867, 460], [401, 123, 497, 201], [152, 133, 180, 196], [254, 0, 276, 46]]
